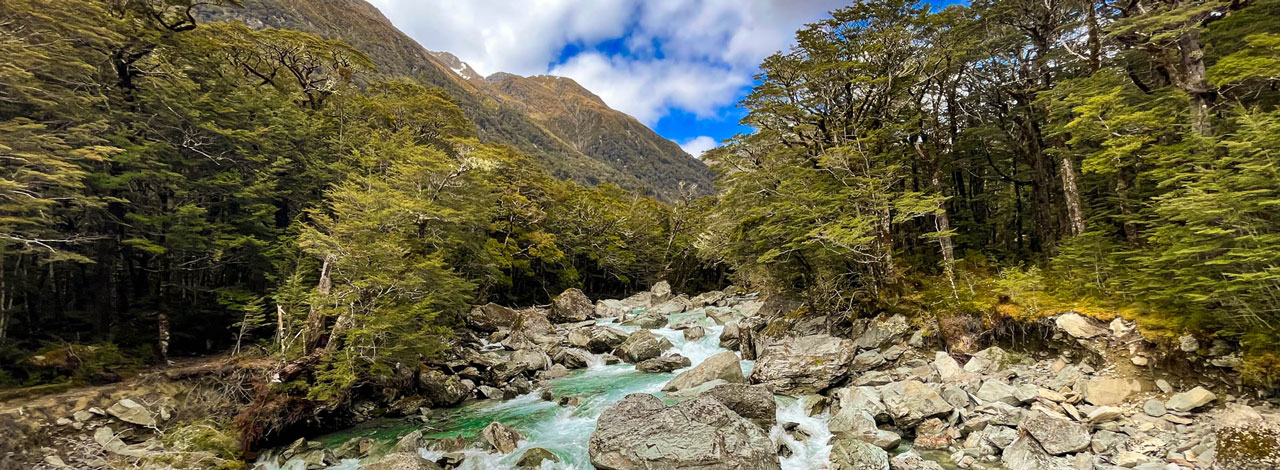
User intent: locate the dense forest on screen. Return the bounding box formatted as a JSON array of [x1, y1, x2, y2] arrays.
[[703, 0, 1280, 385], [0, 0, 713, 390], [1, 0, 1278, 398]]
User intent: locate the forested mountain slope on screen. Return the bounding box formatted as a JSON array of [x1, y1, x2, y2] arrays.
[[197, 0, 712, 200]]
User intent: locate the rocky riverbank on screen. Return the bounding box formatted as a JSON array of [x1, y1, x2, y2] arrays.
[[6, 282, 1280, 470]]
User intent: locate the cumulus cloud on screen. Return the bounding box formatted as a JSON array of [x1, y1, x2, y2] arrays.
[[367, 0, 844, 124], [679, 136, 719, 159]]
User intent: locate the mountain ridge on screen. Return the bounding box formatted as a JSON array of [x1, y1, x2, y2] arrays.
[[197, 0, 713, 200]]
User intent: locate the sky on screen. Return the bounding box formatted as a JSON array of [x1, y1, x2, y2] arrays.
[[364, 0, 848, 158]]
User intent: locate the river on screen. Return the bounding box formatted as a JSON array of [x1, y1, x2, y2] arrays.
[[260, 306, 841, 470]]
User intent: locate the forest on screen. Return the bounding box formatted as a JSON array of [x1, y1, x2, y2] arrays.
[[1, 0, 1278, 397]]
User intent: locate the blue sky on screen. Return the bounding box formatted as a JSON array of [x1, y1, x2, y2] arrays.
[[366, 0, 848, 157]]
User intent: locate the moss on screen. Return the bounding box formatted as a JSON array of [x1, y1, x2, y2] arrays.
[[1217, 423, 1280, 468]]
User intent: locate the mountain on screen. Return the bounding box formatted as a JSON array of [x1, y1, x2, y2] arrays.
[[197, 0, 713, 200]]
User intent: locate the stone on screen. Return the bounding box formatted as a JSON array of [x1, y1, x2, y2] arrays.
[[550, 288, 594, 323], [613, 330, 673, 363], [649, 281, 673, 304], [511, 349, 550, 372], [1114, 451, 1146, 467], [1002, 435, 1057, 470], [854, 314, 911, 350], [1090, 430, 1123, 454], [1155, 379, 1173, 393], [363, 452, 442, 470], [664, 350, 745, 391], [963, 346, 1009, 375], [1166, 386, 1216, 412], [683, 326, 706, 340], [976, 380, 1022, 406], [595, 299, 631, 319], [829, 436, 889, 470], [879, 380, 954, 428], [515, 448, 559, 468], [1056, 313, 1109, 339], [934, 351, 964, 381], [567, 325, 628, 353], [890, 450, 944, 470], [334, 437, 376, 459], [833, 386, 890, 423], [1084, 377, 1141, 406], [690, 291, 726, 308], [541, 364, 570, 379], [705, 307, 736, 325], [748, 334, 856, 395], [588, 393, 779, 470], [651, 295, 692, 316], [417, 369, 470, 408], [703, 383, 777, 429], [1143, 399, 1167, 417], [106, 399, 156, 427], [513, 308, 554, 336], [480, 422, 524, 454], [1021, 411, 1091, 455], [852, 349, 887, 372], [636, 354, 691, 373], [621, 313, 667, 329], [720, 322, 742, 350], [1087, 406, 1122, 422], [553, 347, 594, 369], [477, 385, 503, 400], [1178, 334, 1199, 353], [466, 303, 519, 332], [93, 426, 147, 458]]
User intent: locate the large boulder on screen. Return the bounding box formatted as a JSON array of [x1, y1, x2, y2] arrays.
[[663, 351, 745, 392], [511, 349, 550, 372], [595, 299, 632, 319], [933, 351, 964, 381], [853, 314, 911, 350], [1055, 312, 1108, 339], [720, 322, 742, 350], [480, 421, 524, 454], [749, 334, 856, 395], [550, 288, 594, 323], [512, 308, 554, 336], [515, 447, 560, 468], [1001, 435, 1058, 470], [612, 330, 673, 363], [466, 303, 519, 332], [702, 383, 777, 429], [417, 369, 470, 407], [1166, 386, 1217, 412], [362, 452, 442, 470], [829, 436, 889, 470], [1019, 411, 1090, 455], [553, 348, 594, 369], [879, 380, 954, 428], [649, 281, 673, 304], [1084, 377, 1141, 406], [567, 326, 629, 353], [588, 393, 779, 470], [962, 346, 1009, 375], [636, 354, 691, 373]]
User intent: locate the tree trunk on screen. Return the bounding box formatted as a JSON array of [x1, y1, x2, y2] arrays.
[[1116, 165, 1141, 246], [1175, 30, 1215, 136], [156, 312, 170, 365], [915, 141, 957, 296], [1060, 155, 1085, 237], [301, 254, 335, 354]]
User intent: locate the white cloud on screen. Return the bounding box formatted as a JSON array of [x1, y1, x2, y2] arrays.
[[679, 136, 719, 159], [366, 0, 844, 124]]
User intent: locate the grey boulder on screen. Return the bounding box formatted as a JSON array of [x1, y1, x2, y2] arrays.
[[588, 393, 779, 470]]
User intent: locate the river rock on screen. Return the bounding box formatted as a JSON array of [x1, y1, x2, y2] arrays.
[[417, 369, 470, 407], [466, 303, 519, 332], [106, 398, 156, 427], [595, 299, 631, 319], [1085, 377, 1141, 406], [889, 450, 944, 470], [721, 322, 741, 350], [649, 281, 673, 304], [703, 383, 777, 429], [512, 308, 554, 336], [683, 326, 706, 340], [550, 288, 594, 323], [1055, 312, 1108, 339], [749, 334, 855, 395], [706, 306, 736, 325], [690, 291, 726, 308], [852, 349, 887, 372], [833, 386, 889, 424], [588, 393, 780, 470], [362, 452, 442, 470], [933, 351, 963, 381], [554, 347, 594, 369], [636, 354, 691, 373], [568, 325, 628, 353], [613, 330, 674, 363], [621, 311, 668, 329], [976, 380, 1021, 406], [829, 436, 889, 470], [854, 314, 910, 350], [963, 346, 1009, 374], [1143, 399, 1166, 417], [652, 295, 692, 316], [1166, 386, 1216, 412], [480, 421, 524, 454], [1001, 435, 1058, 470], [880, 380, 954, 427], [515, 448, 559, 467], [663, 351, 745, 391], [1020, 411, 1091, 455]]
